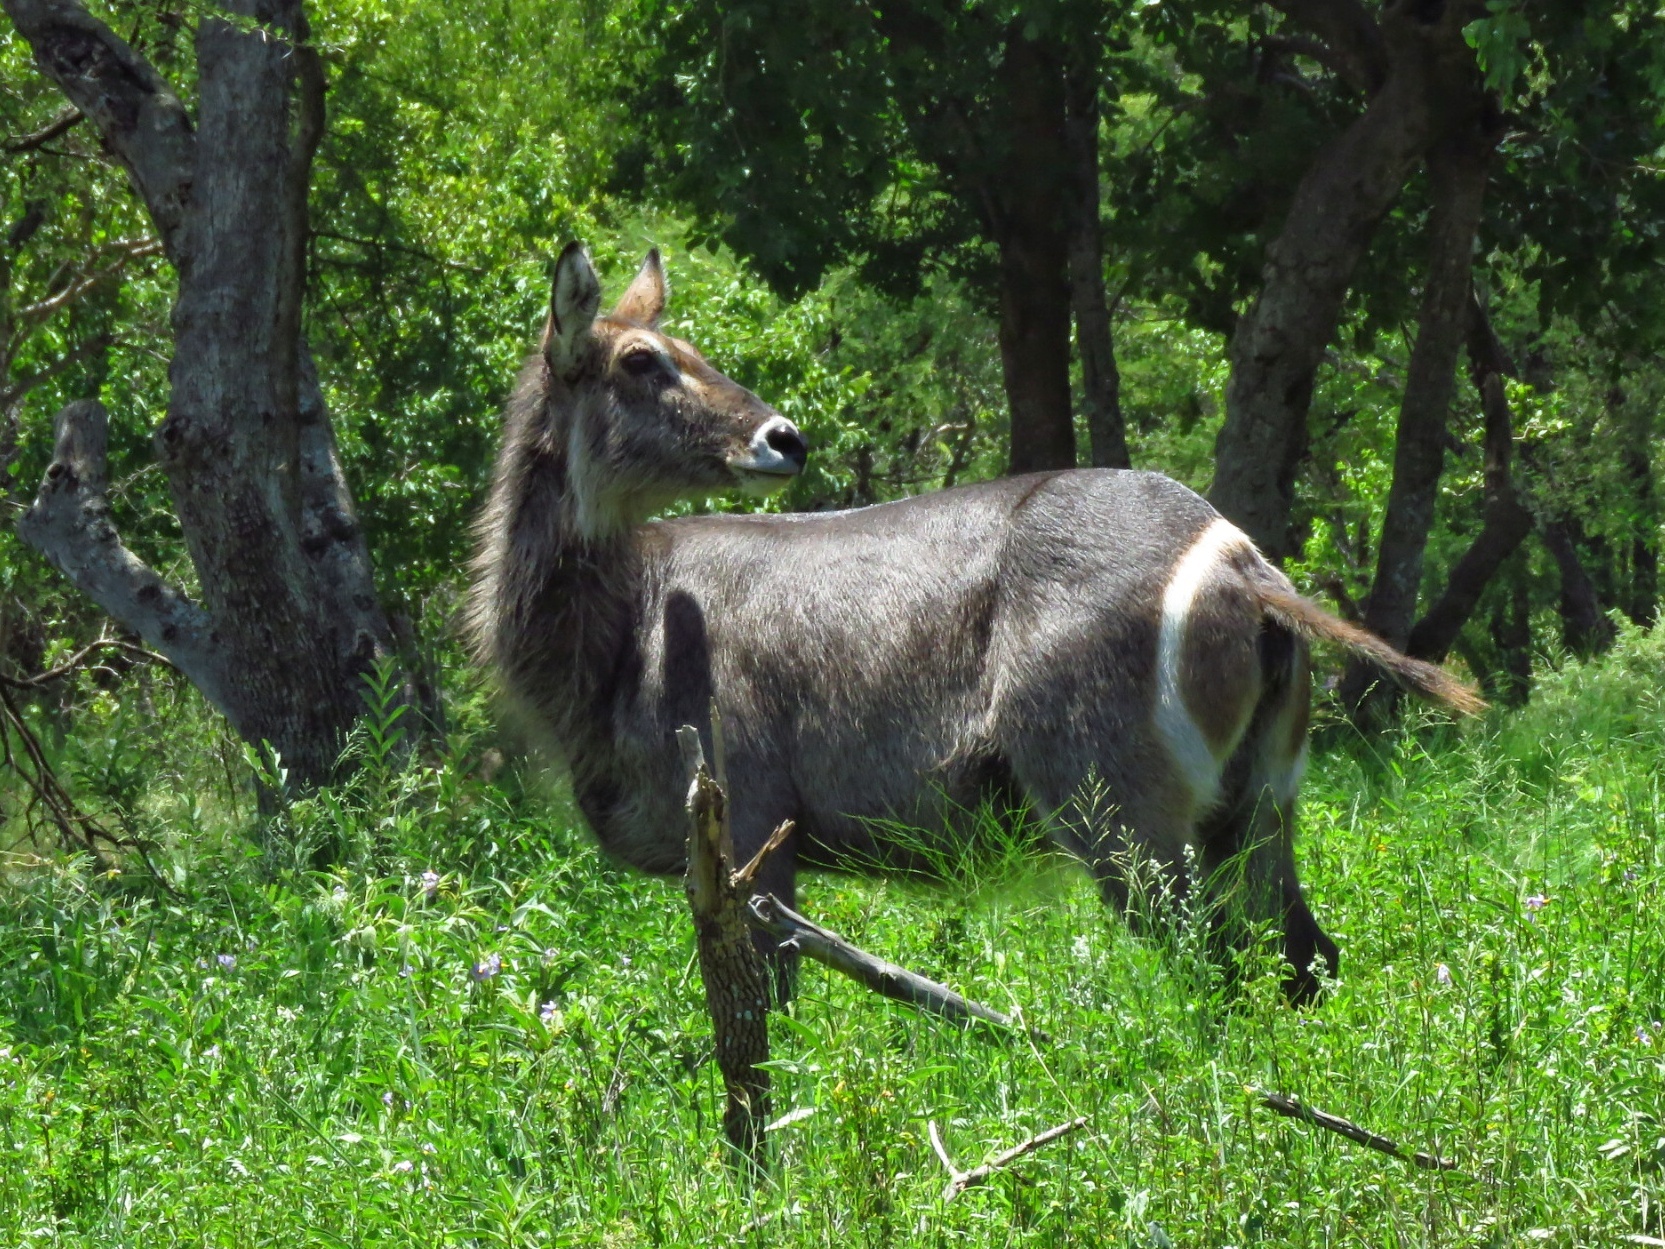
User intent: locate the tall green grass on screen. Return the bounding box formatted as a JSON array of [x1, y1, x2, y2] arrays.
[[3, 628, 1664, 1245]]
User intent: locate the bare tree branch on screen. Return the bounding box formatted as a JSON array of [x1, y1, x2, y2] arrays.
[[929, 1116, 1089, 1200], [0, 334, 109, 410], [13, 237, 161, 327], [1258, 1091, 1459, 1171], [0, 631, 171, 689], [3, 106, 82, 153], [1265, 0, 1387, 94], [746, 892, 1038, 1039], [1, 0, 195, 261], [16, 399, 232, 716]]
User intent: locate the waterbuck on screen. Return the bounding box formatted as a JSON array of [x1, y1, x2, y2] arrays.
[[469, 244, 1481, 1003]]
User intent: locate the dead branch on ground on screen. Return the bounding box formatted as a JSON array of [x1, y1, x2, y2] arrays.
[[929, 1116, 1089, 1200], [1257, 1090, 1459, 1171]]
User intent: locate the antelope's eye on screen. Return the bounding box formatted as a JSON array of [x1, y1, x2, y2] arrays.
[[620, 349, 658, 377]]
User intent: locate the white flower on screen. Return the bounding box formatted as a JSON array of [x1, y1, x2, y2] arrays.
[[391, 1159, 414, 1174], [1435, 962, 1452, 986]]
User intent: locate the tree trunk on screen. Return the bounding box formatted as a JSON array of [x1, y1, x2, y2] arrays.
[[7, 0, 394, 789], [1064, 51, 1130, 471], [1614, 389, 1659, 626], [1543, 518, 1617, 657], [1489, 557, 1533, 706], [1406, 296, 1532, 663], [1209, 1, 1481, 560], [991, 30, 1075, 475], [1342, 115, 1493, 719]]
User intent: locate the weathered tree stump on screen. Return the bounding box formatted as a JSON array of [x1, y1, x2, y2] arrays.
[[677, 725, 773, 1168]]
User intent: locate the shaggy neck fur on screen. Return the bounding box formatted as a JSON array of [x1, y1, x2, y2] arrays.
[[467, 356, 640, 748]]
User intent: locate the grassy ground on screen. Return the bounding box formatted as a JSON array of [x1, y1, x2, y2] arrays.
[[3, 628, 1665, 1247]]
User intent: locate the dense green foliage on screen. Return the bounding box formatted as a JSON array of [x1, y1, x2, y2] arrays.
[[3, 631, 1665, 1244]]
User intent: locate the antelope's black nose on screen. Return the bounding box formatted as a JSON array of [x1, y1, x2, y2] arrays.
[[763, 419, 808, 471]]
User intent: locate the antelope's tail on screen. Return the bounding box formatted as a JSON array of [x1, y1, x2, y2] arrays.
[[1253, 583, 1487, 718]]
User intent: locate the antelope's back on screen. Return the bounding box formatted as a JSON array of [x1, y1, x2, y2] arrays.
[[626, 469, 1225, 851]]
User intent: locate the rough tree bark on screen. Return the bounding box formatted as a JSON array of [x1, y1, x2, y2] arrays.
[[5, 0, 394, 788], [1405, 297, 1533, 663], [1064, 48, 1130, 471], [678, 727, 773, 1169], [1209, 0, 1483, 561], [1341, 110, 1495, 720], [991, 29, 1076, 474]]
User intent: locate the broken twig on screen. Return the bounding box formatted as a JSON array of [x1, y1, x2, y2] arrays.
[[731, 818, 794, 893], [746, 892, 1041, 1041], [1257, 1091, 1459, 1172], [929, 1116, 1089, 1200]]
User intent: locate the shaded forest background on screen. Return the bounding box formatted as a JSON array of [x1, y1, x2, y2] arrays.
[[3, 0, 1665, 805]]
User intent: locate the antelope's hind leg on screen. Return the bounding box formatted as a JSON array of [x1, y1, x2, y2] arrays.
[[1195, 634, 1338, 1004]]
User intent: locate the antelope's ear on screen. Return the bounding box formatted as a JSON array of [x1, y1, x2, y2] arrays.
[[611, 248, 667, 327], [543, 242, 602, 373]]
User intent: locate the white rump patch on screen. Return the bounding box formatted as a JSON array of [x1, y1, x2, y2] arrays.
[[1155, 517, 1250, 811]]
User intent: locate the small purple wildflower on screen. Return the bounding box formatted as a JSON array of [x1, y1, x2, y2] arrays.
[[1524, 893, 1548, 921], [1641, 1026, 1653, 1045], [216, 953, 237, 972], [1435, 962, 1452, 986], [382, 1090, 395, 1108], [539, 1001, 558, 1025], [391, 1159, 414, 1174], [470, 953, 501, 982], [203, 1044, 221, 1061], [420, 870, 440, 899], [1624, 868, 1639, 884]]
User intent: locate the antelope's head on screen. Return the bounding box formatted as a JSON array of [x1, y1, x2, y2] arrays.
[[540, 242, 807, 537]]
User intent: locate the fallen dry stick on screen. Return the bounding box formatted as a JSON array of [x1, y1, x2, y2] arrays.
[[929, 1116, 1090, 1200], [1258, 1091, 1459, 1172], [745, 892, 1041, 1040]]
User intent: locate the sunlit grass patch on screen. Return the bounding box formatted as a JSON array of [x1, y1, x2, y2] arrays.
[[2, 635, 1665, 1244]]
